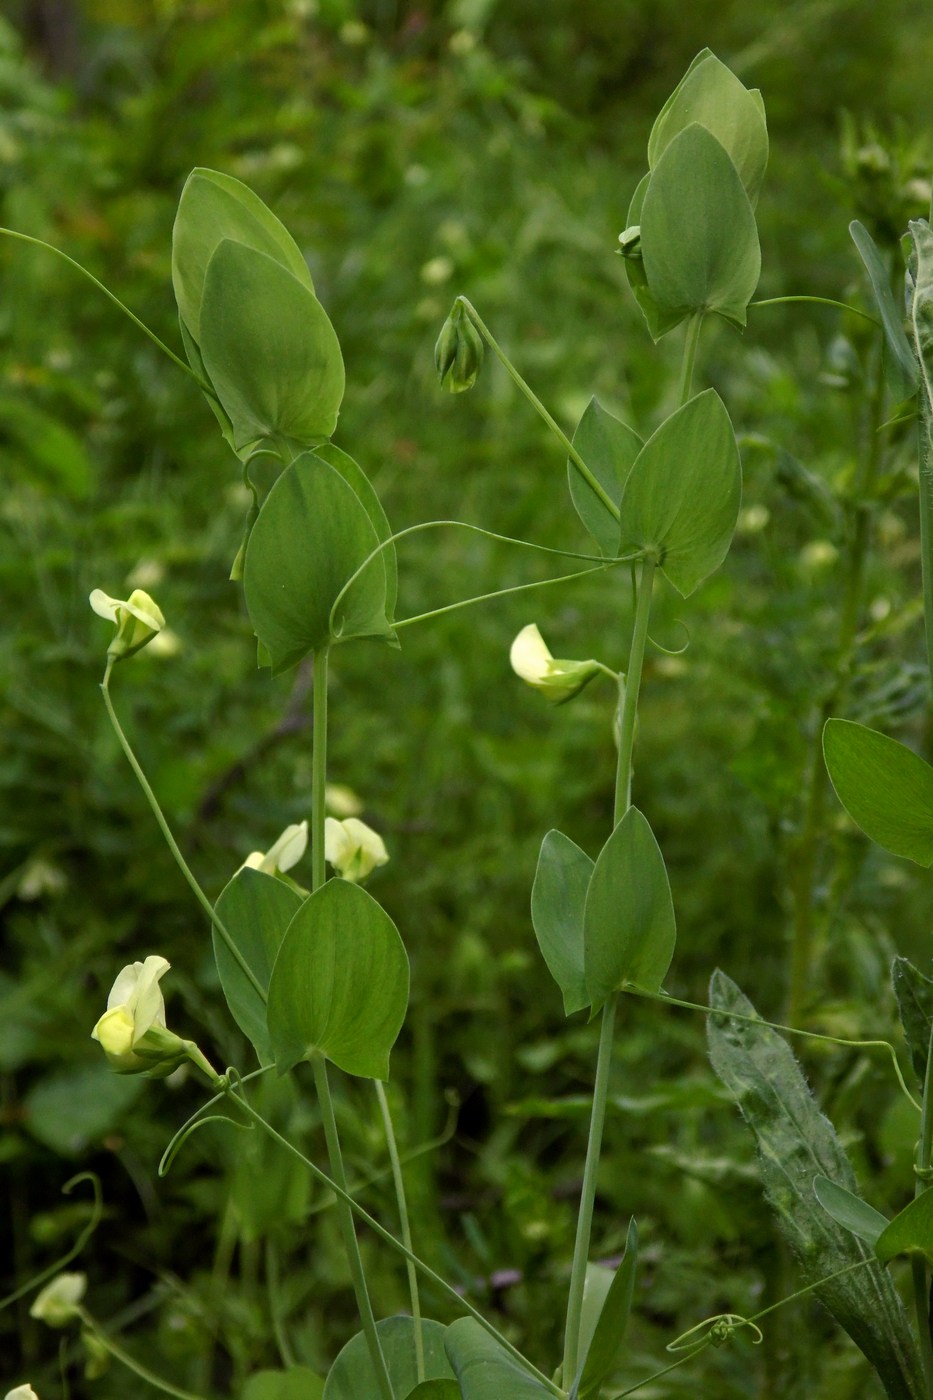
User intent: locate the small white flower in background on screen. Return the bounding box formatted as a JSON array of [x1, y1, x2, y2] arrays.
[[89, 588, 165, 661], [91, 956, 186, 1076], [242, 820, 308, 875], [16, 858, 67, 901], [5, 1385, 40, 1399], [126, 557, 164, 590], [325, 784, 364, 819], [29, 1272, 86, 1327], [509, 624, 602, 705], [325, 817, 389, 883]]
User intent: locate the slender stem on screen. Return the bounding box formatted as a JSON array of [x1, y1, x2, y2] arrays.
[[311, 650, 329, 892], [100, 670, 266, 1003], [614, 560, 657, 822], [307, 648, 392, 1398], [228, 1089, 561, 1394], [0, 227, 210, 389], [914, 1019, 933, 1397], [750, 294, 879, 326], [458, 297, 621, 521], [678, 313, 703, 407], [77, 1308, 209, 1400], [375, 1080, 424, 1383], [396, 562, 615, 631], [313, 1059, 398, 1400], [562, 992, 618, 1386], [266, 1239, 297, 1368], [563, 560, 657, 1387]]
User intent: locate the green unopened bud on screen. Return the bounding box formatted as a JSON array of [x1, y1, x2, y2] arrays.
[[82, 1328, 110, 1380], [89, 588, 165, 661], [435, 300, 484, 393], [509, 624, 602, 705], [29, 1273, 86, 1328]]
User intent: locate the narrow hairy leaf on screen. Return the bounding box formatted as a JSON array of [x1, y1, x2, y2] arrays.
[[823, 718, 933, 865], [243, 455, 391, 674], [640, 124, 760, 330], [707, 971, 924, 1400], [849, 221, 918, 397], [583, 807, 676, 1012], [568, 398, 641, 555], [531, 829, 593, 1015], [813, 1176, 889, 1247], [576, 1218, 638, 1400], [200, 240, 344, 453], [213, 869, 303, 1062], [322, 1317, 455, 1400], [648, 49, 769, 204], [172, 167, 314, 342], [444, 1319, 552, 1400], [876, 1192, 933, 1265], [892, 955, 933, 1085], [268, 879, 409, 1080], [618, 389, 741, 598]]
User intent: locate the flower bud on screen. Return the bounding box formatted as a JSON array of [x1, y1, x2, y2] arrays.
[[29, 1272, 86, 1327], [89, 588, 165, 661], [241, 820, 308, 876], [617, 225, 642, 260], [509, 624, 602, 705], [91, 956, 188, 1076], [435, 301, 484, 393], [5, 1386, 40, 1399], [324, 817, 389, 883]]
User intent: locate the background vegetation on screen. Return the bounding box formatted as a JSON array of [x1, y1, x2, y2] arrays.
[[5, 1, 933, 1395]]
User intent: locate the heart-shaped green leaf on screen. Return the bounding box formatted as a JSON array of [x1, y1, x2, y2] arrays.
[[243, 454, 392, 675], [213, 868, 304, 1063], [172, 167, 314, 343], [648, 49, 769, 205], [567, 399, 641, 555], [584, 807, 676, 1012], [314, 442, 398, 620], [200, 240, 344, 454], [823, 718, 933, 866], [322, 1317, 455, 1400], [618, 390, 741, 597], [531, 829, 593, 1016], [813, 1177, 889, 1248], [267, 879, 409, 1080], [444, 1319, 552, 1400], [876, 1191, 933, 1265], [640, 124, 760, 331], [576, 1217, 638, 1399]]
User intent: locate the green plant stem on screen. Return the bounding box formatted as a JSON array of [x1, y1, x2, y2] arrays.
[[100, 667, 266, 1004], [678, 313, 703, 406], [615, 560, 657, 821], [913, 1019, 933, 1397], [0, 227, 211, 390], [562, 991, 618, 1387], [313, 1057, 394, 1400], [458, 296, 621, 520], [311, 650, 329, 891], [751, 294, 879, 326], [375, 1080, 425, 1384], [77, 1308, 209, 1400], [785, 339, 886, 1022], [563, 559, 657, 1388], [227, 1088, 561, 1395]]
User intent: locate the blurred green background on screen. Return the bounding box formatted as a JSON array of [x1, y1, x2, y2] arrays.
[[5, 1, 933, 1396]]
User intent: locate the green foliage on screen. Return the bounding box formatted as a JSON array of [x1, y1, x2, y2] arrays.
[[575, 1217, 638, 1399], [322, 1317, 456, 1400], [213, 867, 303, 1063], [444, 1319, 554, 1399], [892, 956, 933, 1086], [531, 829, 593, 1016], [823, 718, 933, 865], [568, 398, 640, 556]]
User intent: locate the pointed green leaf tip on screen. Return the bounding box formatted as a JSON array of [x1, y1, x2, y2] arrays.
[[813, 1176, 889, 1248], [531, 829, 593, 1015], [568, 398, 641, 556], [618, 389, 741, 597], [823, 718, 933, 865], [876, 1191, 933, 1265], [267, 879, 409, 1080], [583, 806, 676, 1012], [576, 1217, 638, 1399]]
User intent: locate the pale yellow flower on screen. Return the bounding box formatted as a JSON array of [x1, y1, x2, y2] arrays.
[[241, 821, 308, 875], [509, 624, 601, 705], [324, 817, 389, 883], [29, 1272, 86, 1327], [89, 588, 165, 661]]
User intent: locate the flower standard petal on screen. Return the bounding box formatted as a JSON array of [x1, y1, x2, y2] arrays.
[[509, 624, 553, 682]]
